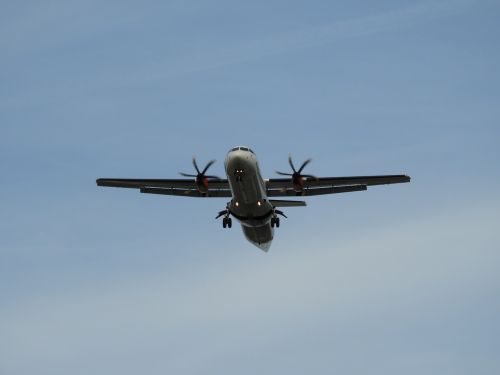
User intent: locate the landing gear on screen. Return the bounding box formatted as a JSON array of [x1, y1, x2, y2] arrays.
[[271, 217, 280, 228], [216, 204, 232, 229], [271, 208, 287, 228], [223, 217, 232, 228]]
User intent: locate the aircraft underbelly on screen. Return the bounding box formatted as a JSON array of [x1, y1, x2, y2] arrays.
[[233, 180, 256, 203], [241, 224, 273, 252], [230, 176, 272, 225]]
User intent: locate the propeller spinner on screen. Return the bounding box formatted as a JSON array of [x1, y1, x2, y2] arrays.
[[276, 155, 317, 193], [180, 157, 220, 194]]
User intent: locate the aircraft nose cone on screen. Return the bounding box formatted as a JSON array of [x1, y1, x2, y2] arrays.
[[226, 151, 251, 170]]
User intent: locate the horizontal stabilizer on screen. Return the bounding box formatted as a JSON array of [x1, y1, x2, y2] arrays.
[[269, 199, 307, 207]]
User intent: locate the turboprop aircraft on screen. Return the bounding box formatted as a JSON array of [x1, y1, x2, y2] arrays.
[[96, 146, 410, 251]]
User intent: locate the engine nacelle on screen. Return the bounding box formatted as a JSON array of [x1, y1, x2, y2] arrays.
[[196, 176, 209, 194], [292, 175, 305, 193]]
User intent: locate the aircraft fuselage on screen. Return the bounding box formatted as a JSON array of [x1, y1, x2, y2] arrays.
[[224, 147, 274, 251]]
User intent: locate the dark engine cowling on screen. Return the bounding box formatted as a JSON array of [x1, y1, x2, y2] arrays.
[[179, 157, 220, 194], [276, 156, 316, 194]]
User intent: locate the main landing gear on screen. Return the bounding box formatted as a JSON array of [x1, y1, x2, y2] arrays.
[[271, 208, 287, 228], [270, 217, 280, 228], [222, 216, 232, 228], [216, 206, 232, 229], [216, 206, 288, 229]]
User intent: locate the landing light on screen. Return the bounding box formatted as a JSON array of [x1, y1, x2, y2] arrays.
[[236, 202, 239, 207], [257, 201, 261, 206]]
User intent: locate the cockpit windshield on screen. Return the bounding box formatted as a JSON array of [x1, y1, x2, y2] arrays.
[[229, 146, 255, 154]]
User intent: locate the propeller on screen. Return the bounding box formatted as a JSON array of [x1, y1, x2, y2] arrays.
[[276, 155, 317, 192], [180, 157, 221, 192]]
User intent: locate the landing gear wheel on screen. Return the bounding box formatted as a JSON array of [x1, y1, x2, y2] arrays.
[[223, 218, 227, 228], [227, 218, 232, 228], [271, 217, 280, 228]]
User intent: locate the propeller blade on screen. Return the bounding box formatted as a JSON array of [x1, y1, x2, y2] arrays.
[[288, 155, 297, 173], [297, 158, 312, 173], [280, 155, 316, 189], [179, 172, 197, 177], [201, 159, 216, 174], [276, 171, 293, 176], [205, 175, 222, 180], [192, 157, 201, 174]]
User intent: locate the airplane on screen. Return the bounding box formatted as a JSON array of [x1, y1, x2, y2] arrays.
[[96, 146, 410, 251]]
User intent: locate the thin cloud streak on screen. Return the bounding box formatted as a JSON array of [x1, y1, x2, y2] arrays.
[[117, 0, 473, 86], [0, 0, 473, 110], [1, 197, 498, 374]]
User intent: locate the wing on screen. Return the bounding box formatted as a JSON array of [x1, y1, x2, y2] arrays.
[[96, 178, 232, 198], [266, 174, 410, 197]]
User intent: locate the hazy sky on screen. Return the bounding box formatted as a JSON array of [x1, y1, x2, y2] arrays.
[[1, 0, 499, 374]]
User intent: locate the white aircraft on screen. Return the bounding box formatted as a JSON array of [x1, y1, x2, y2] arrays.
[[97, 146, 410, 251]]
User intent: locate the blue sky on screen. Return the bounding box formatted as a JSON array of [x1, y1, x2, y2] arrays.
[[1, 0, 499, 374]]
